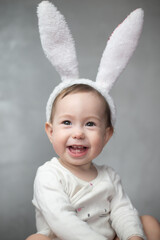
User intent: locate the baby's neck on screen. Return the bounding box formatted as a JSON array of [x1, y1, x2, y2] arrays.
[[58, 159, 98, 182], [72, 164, 98, 182]]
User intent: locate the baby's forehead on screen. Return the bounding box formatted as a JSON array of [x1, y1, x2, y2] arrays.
[[54, 91, 107, 117], [59, 90, 107, 106], [50, 85, 111, 125], [53, 97, 105, 125]]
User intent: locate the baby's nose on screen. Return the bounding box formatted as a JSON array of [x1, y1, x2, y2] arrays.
[[72, 127, 85, 139]]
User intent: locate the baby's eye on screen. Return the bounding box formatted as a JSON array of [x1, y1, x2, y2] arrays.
[[62, 120, 72, 125], [86, 121, 96, 127]]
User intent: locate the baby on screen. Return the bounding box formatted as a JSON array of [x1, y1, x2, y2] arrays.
[[26, 1, 160, 240], [28, 84, 160, 240]]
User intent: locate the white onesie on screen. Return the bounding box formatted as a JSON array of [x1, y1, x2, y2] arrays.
[[32, 157, 145, 240]]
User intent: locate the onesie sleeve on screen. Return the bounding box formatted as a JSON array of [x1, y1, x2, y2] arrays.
[[33, 167, 107, 240], [107, 167, 146, 240]]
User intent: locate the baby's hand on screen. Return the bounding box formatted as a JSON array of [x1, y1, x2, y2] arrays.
[[128, 237, 144, 240]]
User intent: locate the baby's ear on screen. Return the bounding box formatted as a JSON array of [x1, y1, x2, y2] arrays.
[[104, 127, 113, 146], [45, 122, 53, 143]]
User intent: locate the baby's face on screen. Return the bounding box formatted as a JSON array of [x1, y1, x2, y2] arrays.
[[46, 91, 112, 171]]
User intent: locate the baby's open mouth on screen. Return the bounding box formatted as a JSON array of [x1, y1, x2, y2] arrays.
[[68, 145, 88, 153], [68, 145, 88, 157]]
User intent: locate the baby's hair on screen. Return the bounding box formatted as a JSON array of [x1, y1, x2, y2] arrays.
[[50, 84, 113, 129]]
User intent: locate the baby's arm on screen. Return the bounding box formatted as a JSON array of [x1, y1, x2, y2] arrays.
[[33, 167, 106, 240], [107, 167, 146, 240]]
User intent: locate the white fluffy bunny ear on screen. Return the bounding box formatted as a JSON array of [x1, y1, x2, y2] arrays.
[[96, 8, 144, 92], [37, 1, 79, 81]]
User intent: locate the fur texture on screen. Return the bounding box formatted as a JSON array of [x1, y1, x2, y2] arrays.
[[37, 1, 79, 81], [96, 8, 144, 92]]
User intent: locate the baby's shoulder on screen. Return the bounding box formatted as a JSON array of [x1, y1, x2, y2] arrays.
[[95, 164, 121, 183], [35, 157, 67, 182], [96, 163, 115, 175], [37, 157, 59, 172]]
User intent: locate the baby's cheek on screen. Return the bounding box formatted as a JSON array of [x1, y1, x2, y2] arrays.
[[52, 137, 61, 152], [92, 136, 105, 152]]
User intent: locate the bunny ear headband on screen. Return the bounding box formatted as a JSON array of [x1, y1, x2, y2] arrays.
[[37, 1, 144, 126]]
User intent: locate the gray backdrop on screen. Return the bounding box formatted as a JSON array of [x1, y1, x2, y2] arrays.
[[0, 0, 160, 239]]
